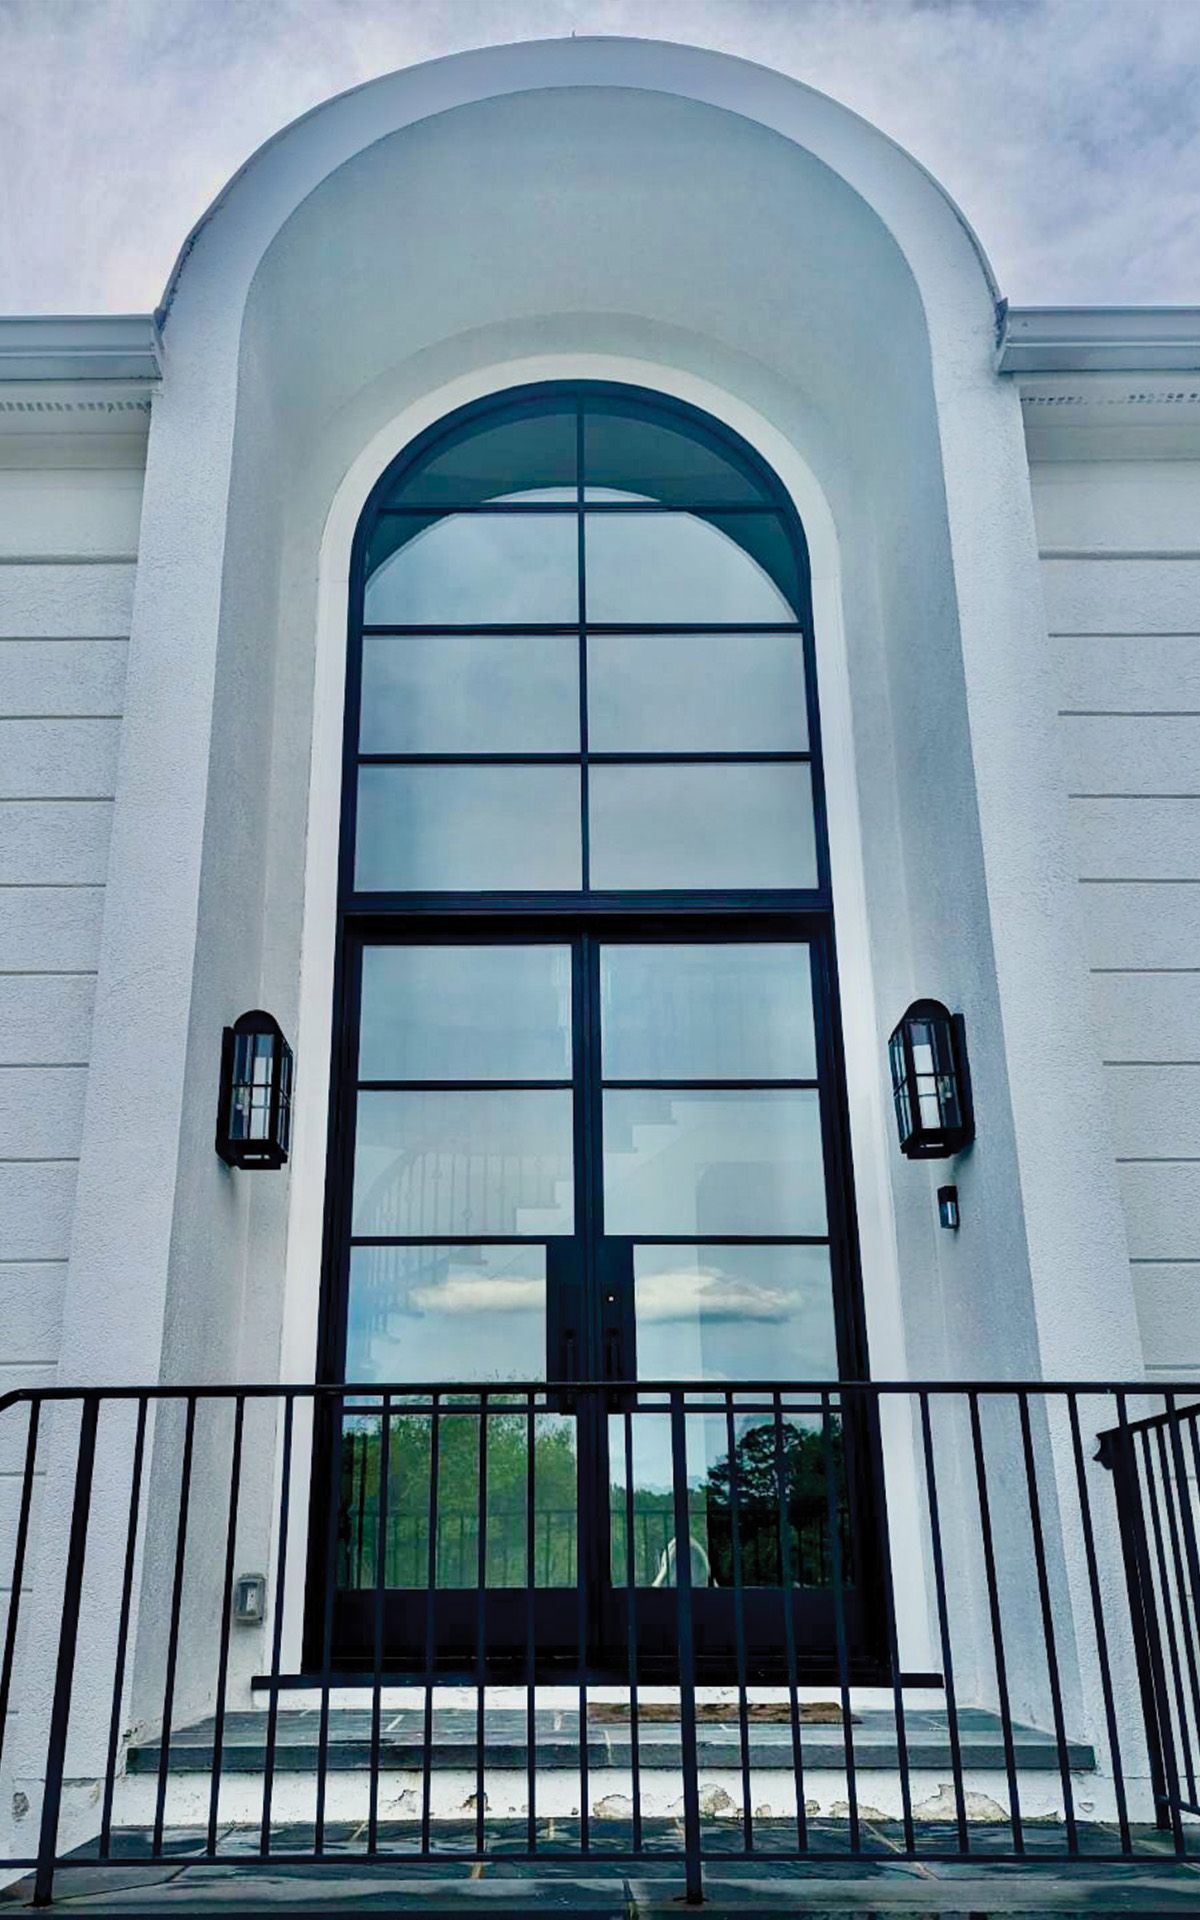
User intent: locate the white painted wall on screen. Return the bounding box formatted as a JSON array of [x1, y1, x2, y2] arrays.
[[1030, 452, 1200, 1378], [0, 401, 147, 1654]]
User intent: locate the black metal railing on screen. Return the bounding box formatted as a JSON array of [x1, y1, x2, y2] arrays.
[[1100, 1394, 1200, 1841], [0, 1379, 1196, 1905]]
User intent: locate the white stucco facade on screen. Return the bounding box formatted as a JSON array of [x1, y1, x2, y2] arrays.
[[2, 37, 1200, 1876], [3, 36, 1167, 1402]]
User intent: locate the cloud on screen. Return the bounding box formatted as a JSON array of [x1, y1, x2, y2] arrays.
[[634, 1266, 791, 1324], [407, 1273, 545, 1316], [1, 0, 1196, 311]]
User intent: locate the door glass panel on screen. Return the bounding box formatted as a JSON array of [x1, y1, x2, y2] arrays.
[[353, 1089, 574, 1236], [588, 763, 817, 891], [609, 1409, 842, 1588], [587, 633, 807, 752], [602, 1089, 826, 1235], [364, 511, 578, 625], [584, 512, 799, 624], [355, 765, 581, 892], [339, 1403, 578, 1590], [360, 944, 572, 1081], [601, 943, 815, 1081], [346, 1244, 547, 1384], [360, 635, 579, 754], [632, 1244, 838, 1383]]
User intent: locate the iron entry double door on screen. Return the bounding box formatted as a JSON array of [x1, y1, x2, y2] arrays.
[[320, 925, 880, 1680]]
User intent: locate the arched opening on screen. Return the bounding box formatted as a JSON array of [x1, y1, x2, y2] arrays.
[[310, 383, 882, 1679]]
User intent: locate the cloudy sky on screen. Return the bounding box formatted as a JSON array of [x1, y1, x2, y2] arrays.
[[1, 0, 1197, 314]]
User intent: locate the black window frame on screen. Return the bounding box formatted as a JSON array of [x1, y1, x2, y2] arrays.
[[308, 383, 876, 1679]]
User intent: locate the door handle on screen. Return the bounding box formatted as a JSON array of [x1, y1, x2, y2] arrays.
[[561, 1331, 577, 1383], [604, 1329, 622, 1382]]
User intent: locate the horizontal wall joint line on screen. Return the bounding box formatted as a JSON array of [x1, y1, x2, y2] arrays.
[[1040, 548, 1200, 561], [1048, 630, 1200, 640]]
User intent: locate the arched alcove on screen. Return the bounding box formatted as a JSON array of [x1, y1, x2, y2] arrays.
[[57, 41, 1141, 1436]]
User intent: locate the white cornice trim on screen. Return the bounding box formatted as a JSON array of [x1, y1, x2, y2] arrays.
[[999, 306, 1200, 374], [0, 315, 161, 383], [1, 305, 1199, 385]]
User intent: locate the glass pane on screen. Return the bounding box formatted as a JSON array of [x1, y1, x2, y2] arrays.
[[632, 1244, 837, 1382], [587, 632, 807, 752], [385, 402, 578, 506], [339, 1404, 578, 1590], [353, 1089, 574, 1236], [364, 512, 578, 625], [588, 763, 817, 891], [360, 635, 579, 754], [346, 1243, 546, 1383], [584, 512, 799, 624], [360, 944, 572, 1081], [602, 1089, 826, 1235], [609, 1410, 844, 1588], [583, 406, 768, 506], [355, 765, 581, 892], [601, 943, 815, 1080]]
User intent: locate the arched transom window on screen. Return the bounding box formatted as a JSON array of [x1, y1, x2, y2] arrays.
[[347, 386, 824, 900]]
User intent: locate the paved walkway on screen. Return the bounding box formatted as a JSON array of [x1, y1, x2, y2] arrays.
[[6, 1854, 1200, 1913]]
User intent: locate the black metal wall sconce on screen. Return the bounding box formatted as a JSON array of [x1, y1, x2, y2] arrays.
[[888, 999, 974, 1161], [216, 1011, 293, 1169]]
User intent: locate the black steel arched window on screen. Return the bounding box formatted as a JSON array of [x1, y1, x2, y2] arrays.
[[318, 385, 871, 1679], [343, 385, 827, 903]]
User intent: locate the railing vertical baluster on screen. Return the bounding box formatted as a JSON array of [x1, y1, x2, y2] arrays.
[[1111, 1394, 1183, 1844], [863, 1388, 913, 1852], [576, 1391, 589, 1861], [476, 1393, 488, 1860], [1017, 1392, 1077, 1852], [314, 1391, 345, 1857], [526, 1394, 537, 1856], [420, 1397, 441, 1856], [623, 1402, 642, 1854], [723, 1393, 752, 1852], [1159, 1397, 1200, 1793], [260, 1395, 294, 1855], [770, 1393, 807, 1854], [206, 1394, 245, 1858], [669, 1389, 703, 1906], [354, 1428, 368, 1587], [1139, 1425, 1196, 1809], [820, 1389, 858, 1854], [917, 1392, 967, 1853], [99, 1398, 146, 1860], [368, 1394, 391, 1855], [153, 1394, 196, 1858], [0, 1400, 40, 1785], [968, 1392, 1023, 1854], [1066, 1393, 1130, 1852], [33, 1397, 98, 1910]]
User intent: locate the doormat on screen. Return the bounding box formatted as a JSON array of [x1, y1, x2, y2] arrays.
[[589, 1701, 860, 1725]]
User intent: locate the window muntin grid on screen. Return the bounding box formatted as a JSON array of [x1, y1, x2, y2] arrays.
[[349, 387, 823, 899]]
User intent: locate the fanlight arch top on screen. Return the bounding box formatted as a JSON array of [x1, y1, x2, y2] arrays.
[[157, 37, 1000, 332]]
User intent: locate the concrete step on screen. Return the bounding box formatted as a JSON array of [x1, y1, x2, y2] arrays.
[[129, 1705, 1095, 1777]]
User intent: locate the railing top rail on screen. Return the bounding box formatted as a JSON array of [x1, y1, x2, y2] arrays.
[[0, 1377, 1193, 1417], [1096, 1395, 1200, 1445]]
